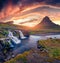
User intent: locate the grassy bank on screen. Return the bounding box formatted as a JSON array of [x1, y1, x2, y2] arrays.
[[38, 39, 60, 59], [5, 51, 30, 63]]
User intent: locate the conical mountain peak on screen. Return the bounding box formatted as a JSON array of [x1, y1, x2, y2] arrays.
[[40, 16, 52, 24], [35, 16, 60, 29]]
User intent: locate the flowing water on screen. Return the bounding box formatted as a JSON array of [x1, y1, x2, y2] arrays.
[[19, 30, 27, 39], [8, 31, 21, 44], [13, 34, 60, 55], [8, 30, 60, 55]]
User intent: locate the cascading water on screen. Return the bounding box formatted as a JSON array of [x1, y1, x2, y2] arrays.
[[19, 31, 27, 39], [8, 31, 14, 37], [8, 31, 21, 44], [6, 39, 14, 48]]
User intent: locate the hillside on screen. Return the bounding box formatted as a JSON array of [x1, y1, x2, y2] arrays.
[[0, 16, 60, 35]]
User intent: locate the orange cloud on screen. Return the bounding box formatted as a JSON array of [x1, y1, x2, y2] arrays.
[[0, 2, 60, 26]]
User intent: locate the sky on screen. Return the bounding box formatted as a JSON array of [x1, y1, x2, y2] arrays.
[[0, 0, 60, 26]]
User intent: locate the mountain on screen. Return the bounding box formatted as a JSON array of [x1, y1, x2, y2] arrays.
[[35, 16, 60, 29], [5, 21, 13, 24]]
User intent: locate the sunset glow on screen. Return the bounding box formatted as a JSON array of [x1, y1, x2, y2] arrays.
[[0, 0, 60, 26], [53, 21, 60, 25], [13, 15, 40, 26], [11, 4, 60, 26]]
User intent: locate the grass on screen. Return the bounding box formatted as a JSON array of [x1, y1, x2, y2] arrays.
[[38, 39, 60, 59], [29, 29, 60, 35], [0, 23, 18, 38], [5, 51, 30, 63]]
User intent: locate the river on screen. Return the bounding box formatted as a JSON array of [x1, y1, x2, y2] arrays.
[[13, 34, 60, 56]]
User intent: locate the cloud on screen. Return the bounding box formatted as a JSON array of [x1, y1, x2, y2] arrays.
[[0, 0, 60, 11], [11, 5, 60, 22], [21, 0, 60, 6], [0, 0, 60, 21]]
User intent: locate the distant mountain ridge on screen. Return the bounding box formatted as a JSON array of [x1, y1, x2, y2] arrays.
[[35, 16, 60, 29], [0, 21, 13, 24], [0, 16, 60, 30]]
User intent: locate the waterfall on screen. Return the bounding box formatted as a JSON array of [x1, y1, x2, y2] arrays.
[[19, 31, 27, 39], [19, 31, 25, 38], [7, 39, 14, 48], [8, 31, 14, 37], [8, 31, 21, 44]]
